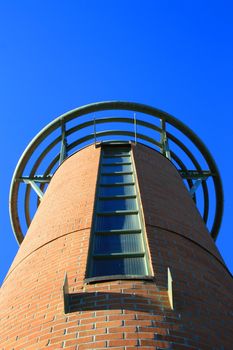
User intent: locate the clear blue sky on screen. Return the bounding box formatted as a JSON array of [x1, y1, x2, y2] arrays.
[[0, 1, 232, 284]]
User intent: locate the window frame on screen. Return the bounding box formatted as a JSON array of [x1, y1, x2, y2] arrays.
[[85, 143, 154, 284]]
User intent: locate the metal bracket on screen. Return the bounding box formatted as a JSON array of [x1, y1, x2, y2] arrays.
[[189, 177, 207, 198], [167, 267, 174, 310], [17, 175, 52, 200], [23, 179, 44, 199], [179, 170, 213, 179], [18, 175, 52, 183], [62, 272, 69, 314], [59, 119, 68, 165]]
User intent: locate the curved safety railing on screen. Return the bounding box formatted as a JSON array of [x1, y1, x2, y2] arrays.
[[9, 101, 223, 244]]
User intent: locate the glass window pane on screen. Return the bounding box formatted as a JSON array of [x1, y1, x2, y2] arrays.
[[100, 174, 133, 185], [103, 150, 130, 156], [93, 257, 147, 277], [96, 214, 140, 231], [99, 185, 135, 197], [98, 198, 137, 211], [101, 164, 132, 173], [94, 233, 143, 254], [102, 156, 130, 164]]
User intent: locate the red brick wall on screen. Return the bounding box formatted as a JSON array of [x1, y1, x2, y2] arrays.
[[0, 143, 232, 350], [132, 144, 233, 349]]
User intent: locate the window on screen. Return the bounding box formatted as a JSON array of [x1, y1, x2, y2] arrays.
[[86, 144, 151, 281]]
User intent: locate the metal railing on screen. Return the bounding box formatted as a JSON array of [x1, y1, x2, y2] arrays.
[[9, 101, 223, 244]]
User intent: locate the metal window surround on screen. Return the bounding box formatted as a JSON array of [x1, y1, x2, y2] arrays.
[[86, 144, 151, 280]]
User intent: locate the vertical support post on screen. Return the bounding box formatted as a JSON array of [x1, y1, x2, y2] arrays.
[[160, 119, 171, 160], [161, 119, 166, 136], [93, 113, 97, 147], [160, 119, 166, 156], [134, 113, 137, 145], [59, 119, 67, 165]]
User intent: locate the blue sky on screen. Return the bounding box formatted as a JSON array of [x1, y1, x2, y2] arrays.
[[0, 1, 232, 284]]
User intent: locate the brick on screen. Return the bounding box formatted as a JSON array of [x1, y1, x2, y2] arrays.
[[108, 339, 138, 347]]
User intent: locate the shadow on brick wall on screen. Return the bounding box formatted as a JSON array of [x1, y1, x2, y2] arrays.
[[65, 292, 169, 314]]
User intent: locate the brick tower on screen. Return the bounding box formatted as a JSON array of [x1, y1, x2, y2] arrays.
[[0, 102, 232, 350]]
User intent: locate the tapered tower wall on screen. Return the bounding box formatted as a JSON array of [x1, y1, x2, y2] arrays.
[[132, 144, 233, 348], [0, 143, 232, 350]]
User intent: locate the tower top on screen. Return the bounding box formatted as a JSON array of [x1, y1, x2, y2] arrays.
[[9, 101, 223, 244]]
